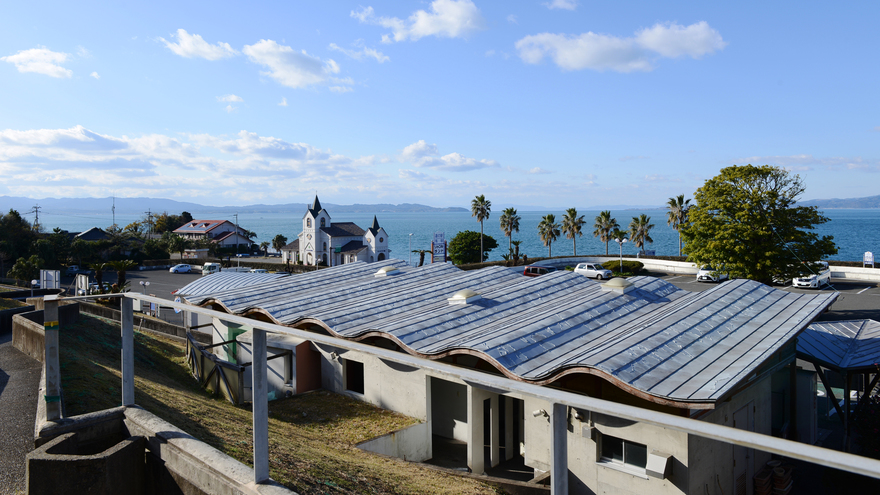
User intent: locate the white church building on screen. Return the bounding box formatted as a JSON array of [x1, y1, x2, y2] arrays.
[[281, 196, 390, 266]]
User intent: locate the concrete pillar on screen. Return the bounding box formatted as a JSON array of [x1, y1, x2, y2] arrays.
[[789, 361, 797, 442], [252, 329, 269, 483], [467, 385, 488, 474], [550, 403, 568, 495], [844, 372, 852, 452], [43, 296, 61, 421], [504, 396, 514, 461], [121, 298, 134, 406], [489, 394, 500, 468]]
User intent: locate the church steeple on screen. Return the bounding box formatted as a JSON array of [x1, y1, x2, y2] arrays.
[[308, 195, 323, 217], [369, 215, 381, 235]]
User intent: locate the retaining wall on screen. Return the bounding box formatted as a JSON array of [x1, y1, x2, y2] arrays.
[[357, 421, 431, 462], [0, 305, 35, 335], [12, 303, 80, 362]]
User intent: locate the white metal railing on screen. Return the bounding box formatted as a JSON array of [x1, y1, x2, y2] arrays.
[[41, 292, 880, 493]]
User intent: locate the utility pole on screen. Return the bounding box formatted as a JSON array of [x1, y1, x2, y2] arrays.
[[30, 204, 41, 231], [112, 196, 116, 227], [144, 209, 153, 237], [234, 213, 240, 266]]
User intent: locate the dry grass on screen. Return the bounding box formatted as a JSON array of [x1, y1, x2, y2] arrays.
[[60, 313, 499, 495], [0, 298, 26, 310]]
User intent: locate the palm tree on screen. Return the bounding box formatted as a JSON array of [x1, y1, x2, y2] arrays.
[[511, 240, 523, 266], [89, 262, 108, 294], [498, 207, 521, 254], [412, 249, 430, 267], [593, 211, 619, 255], [107, 259, 137, 291], [561, 208, 586, 256], [272, 234, 288, 253], [260, 241, 270, 256], [537, 214, 561, 257], [628, 214, 655, 254], [470, 195, 491, 262], [666, 194, 692, 256]]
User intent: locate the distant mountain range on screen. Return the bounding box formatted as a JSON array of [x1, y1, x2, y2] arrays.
[[1, 194, 877, 216], [0, 196, 467, 215], [801, 195, 880, 209]]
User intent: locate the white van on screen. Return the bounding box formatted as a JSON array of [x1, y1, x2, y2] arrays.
[[201, 262, 221, 275]]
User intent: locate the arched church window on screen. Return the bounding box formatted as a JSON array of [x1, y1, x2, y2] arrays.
[[323, 242, 327, 251], [307, 218, 312, 228], [379, 237, 384, 243], [320, 218, 326, 227]]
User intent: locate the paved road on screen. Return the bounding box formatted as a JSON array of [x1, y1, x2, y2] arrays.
[[0, 332, 41, 495]]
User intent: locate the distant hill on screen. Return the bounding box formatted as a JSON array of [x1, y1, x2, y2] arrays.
[[0, 196, 467, 215], [802, 195, 880, 209]]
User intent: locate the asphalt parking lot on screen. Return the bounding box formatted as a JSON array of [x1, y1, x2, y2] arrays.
[[657, 274, 880, 322]]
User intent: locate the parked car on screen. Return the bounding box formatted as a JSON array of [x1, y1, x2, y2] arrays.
[[65, 265, 81, 276], [792, 261, 831, 289], [169, 264, 192, 274], [573, 263, 613, 280], [201, 262, 221, 275], [523, 265, 557, 277], [249, 268, 268, 273], [696, 265, 729, 283]]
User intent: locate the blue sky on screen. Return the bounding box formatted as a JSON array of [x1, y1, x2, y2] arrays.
[[1, 1, 878, 208]]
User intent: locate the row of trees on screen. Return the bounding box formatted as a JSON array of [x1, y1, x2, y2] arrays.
[[467, 165, 837, 285]]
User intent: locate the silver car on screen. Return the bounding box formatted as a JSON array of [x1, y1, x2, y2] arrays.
[[574, 263, 613, 280]]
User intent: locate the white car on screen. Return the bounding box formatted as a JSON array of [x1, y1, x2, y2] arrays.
[[574, 263, 613, 280], [249, 268, 268, 273], [696, 265, 729, 283], [169, 264, 192, 274], [792, 261, 831, 289]]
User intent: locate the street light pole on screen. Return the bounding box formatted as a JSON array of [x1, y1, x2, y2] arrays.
[[409, 233, 413, 266], [614, 236, 629, 274]]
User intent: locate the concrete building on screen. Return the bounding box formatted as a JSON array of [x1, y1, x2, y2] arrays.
[[177, 260, 838, 494], [281, 196, 389, 266]]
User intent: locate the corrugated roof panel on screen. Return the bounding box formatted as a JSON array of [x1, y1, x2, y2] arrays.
[[188, 261, 839, 405], [799, 319, 880, 371]]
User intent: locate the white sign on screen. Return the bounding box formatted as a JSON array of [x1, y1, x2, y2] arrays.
[[432, 232, 446, 263], [865, 251, 875, 267], [40, 269, 61, 289], [174, 296, 182, 314]]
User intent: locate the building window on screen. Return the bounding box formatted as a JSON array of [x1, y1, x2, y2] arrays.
[[345, 359, 364, 394], [307, 218, 312, 228], [320, 218, 326, 227], [600, 434, 647, 472], [379, 237, 384, 243], [323, 242, 327, 251]]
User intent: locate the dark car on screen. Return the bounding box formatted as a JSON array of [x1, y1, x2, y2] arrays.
[[523, 265, 557, 277]]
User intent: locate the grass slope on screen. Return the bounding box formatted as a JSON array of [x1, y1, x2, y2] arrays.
[[60, 313, 498, 495]]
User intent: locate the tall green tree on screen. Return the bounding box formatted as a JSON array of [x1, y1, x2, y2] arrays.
[[448, 230, 498, 264], [260, 241, 270, 256], [89, 262, 108, 293], [498, 207, 521, 255], [412, 249, 430, 267], [470, 195, 491, 263], [628, 214, 655, 254], [561, 208, 586, 256], [680, 164, 837, 285], [0, 209, 37, 271], [592, 211, 619, 255], [8, 255, 43, 285], [537, 214, 561, 257], [666, 195, 692, 257], [107, 260, 138, 291]]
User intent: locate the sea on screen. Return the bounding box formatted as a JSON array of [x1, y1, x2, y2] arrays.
[[31, 207, 874, 264]]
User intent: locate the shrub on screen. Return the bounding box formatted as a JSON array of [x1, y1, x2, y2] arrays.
[[602, 260, 644, 275]]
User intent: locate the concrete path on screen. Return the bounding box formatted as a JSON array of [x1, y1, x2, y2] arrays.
[[0, 332, 41, 495]]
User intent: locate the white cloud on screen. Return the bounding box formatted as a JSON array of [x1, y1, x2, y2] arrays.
[[352, 0, 485, 43], [872, 126, 880, 132], [544, 0, 577, 10], [485, 49, 495, 57], [90, 71, 100, 79], [225, 105, 236, 113], [528, 167, 551, 174], [278, 97, 288, 107], [243, 39, 342, 90], [159, 29, 238, 60], [76, 46, 91, 58], [1, 47, 72, 78], [507, 14, 518, 24], [329, 86, 354, 93], [328, 42, 389, 63], [400, 139, 499, 172], [217, 94, 244, 103], [515, 21, 726, 72], [732, 154, 878, 172]]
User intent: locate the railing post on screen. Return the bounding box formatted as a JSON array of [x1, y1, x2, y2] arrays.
[[550, 403, 569, 495], [121, 297, 134, 406], [43, 296, 61, 421], [253, 328, 269, 483]]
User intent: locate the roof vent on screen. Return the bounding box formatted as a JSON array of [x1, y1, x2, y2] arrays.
[[375, 266, 400, 277], [448, 289, 482, 305], [602, 277, 635, 295]]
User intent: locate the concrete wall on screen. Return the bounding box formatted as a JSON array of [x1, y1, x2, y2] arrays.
[[688, 375, 773, 495], [430, 377, 468, 441], [12, 303, 80, 362], [236, 331, 304, 400], [830, 265, 880, 281], [357, 421, 432, 462], [535, 257, 700, 275], [1, 305, 35, 335], [79, 301, 210, 345]]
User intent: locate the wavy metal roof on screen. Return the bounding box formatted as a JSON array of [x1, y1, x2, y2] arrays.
[[797, 319, 880, 372], [181, 260, 838, 406], [175, 271, 289, 296]]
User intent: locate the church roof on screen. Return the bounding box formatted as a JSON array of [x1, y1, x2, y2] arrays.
[[281, 239, 299, 252], [320, 222, 365, 237], [337, 240, 368, 254], [368, 215, 381, 236], [308, 195, 325, 217]]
